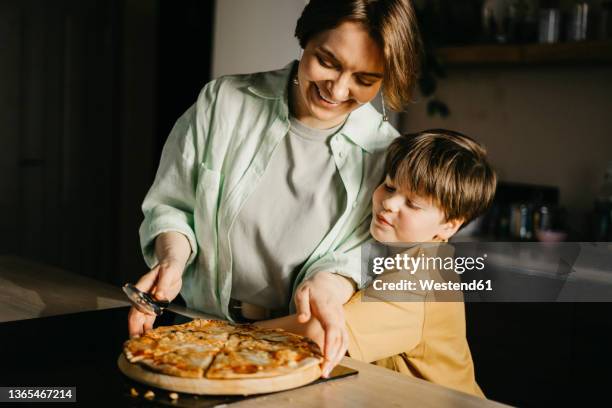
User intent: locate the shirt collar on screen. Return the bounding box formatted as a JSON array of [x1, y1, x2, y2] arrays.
[[247, 61, 295, 100], [247, 61, 389, 153], [340, 103, 389, 153]]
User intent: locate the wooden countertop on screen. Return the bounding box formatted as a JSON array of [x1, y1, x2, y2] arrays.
[[0, 255, 509, 407], [0, 255, 129, 322], [234, 356, 508, 408]]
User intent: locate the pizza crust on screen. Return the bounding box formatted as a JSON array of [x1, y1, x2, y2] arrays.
[[117, 353, 322, 395]]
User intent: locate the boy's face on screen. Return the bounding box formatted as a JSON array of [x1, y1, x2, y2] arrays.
[[370, 175, 462, 243]]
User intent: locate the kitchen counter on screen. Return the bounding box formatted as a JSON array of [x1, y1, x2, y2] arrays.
[[0, 255, 129, 322], [0, 256, 508, 407]]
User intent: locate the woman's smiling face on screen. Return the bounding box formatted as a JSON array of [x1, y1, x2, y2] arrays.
[[293, 21, 384, 129]]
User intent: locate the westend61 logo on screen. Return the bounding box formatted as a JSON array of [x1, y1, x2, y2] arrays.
[[372, 252, 488, 275]]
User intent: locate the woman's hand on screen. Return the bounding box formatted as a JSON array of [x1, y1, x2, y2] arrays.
[[294, 272, 356, 377], [127, 259, 184, 337], [128, 232, 191, 338]]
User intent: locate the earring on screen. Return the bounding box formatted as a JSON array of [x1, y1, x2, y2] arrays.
[[293, 76, 299, 86], [381, 87, 388, 122]]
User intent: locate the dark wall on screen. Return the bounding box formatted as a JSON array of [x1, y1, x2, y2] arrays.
[[0, 0, 122, 280], [156, 0, 215, 161], [0, 0, 215, 285]]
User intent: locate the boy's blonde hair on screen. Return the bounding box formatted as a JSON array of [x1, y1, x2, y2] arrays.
[[385, 130, 497, 224]]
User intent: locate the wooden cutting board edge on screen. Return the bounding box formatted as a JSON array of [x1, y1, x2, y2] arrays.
[[117, 353, 322, 395]]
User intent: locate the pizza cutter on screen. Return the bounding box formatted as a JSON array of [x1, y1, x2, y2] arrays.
[[122, 283, 170, 316]]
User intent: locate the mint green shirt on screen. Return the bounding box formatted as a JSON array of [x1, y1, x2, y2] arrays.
[[139, 62, 399, 320]]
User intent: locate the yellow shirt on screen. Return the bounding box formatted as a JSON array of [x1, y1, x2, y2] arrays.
[[344, 244, 485, 398]]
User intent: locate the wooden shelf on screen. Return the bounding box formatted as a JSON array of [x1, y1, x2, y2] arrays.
[[437, 40, 612, 66]]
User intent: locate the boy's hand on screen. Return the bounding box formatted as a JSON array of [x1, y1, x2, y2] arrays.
[[294, 272, 356, 377]]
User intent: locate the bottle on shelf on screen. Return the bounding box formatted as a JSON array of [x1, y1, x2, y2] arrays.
[[539, 0, 562, 43], [566, 0, 591, 42], [483, 0, 509, 43], [593, 161, 612, 241]]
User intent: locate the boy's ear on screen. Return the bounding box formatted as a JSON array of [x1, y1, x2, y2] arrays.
[[435, 218, 464, 242]]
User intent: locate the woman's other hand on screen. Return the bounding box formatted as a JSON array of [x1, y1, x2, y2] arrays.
[[128, 232, 191, 338], [294, 272, 356, 377]]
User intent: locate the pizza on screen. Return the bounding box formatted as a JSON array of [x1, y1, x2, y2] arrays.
[[123, 319, 323, 379]]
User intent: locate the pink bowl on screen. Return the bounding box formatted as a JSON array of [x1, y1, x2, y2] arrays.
[[536, 230, 568, 243]]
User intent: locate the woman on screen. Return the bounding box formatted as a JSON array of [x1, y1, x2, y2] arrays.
[[128, 0, 421, 376]]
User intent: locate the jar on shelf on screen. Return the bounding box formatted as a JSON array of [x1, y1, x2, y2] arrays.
[[566, 1, 591, 41], [539, 2, 562, 43], [593, 161, 612, 241], [507, 0, 539, 43], [597, 1, 612, 40], [483, 0, 510, 43]]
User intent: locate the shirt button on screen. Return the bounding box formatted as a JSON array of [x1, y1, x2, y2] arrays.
[[352, 202, 358, 208], [338, 151, 344, 159]]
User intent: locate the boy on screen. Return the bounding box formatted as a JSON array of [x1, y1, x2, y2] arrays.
[[259, 130, 496, 398]]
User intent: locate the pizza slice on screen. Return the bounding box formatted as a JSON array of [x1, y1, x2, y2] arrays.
[[124, 320, 229, 363], [137, 343, 222, 378], [204, 332, 322, 379], [124, 335, 179, 362], [237, 326, 322, 356]]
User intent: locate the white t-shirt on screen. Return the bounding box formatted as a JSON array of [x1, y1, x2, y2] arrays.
[[230, 116, 345, 312]]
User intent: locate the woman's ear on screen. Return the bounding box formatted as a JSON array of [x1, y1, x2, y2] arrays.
[[434, 218, 464, 242]]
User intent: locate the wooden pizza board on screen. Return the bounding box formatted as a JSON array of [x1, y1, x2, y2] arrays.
[[117, 353, 322, 395]]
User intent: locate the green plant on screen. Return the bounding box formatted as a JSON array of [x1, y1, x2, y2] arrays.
[[414, 0, 462, 118]]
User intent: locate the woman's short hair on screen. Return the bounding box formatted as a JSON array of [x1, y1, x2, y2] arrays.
[[295, 0, 422, 111]]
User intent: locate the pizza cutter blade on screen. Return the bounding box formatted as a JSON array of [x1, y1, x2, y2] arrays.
[[122, 283, 170, 316]]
